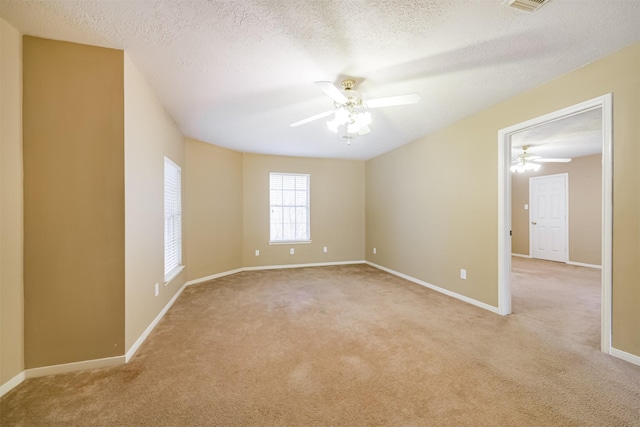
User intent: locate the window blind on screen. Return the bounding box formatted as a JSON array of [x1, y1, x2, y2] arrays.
[[269, 172, 310, 242], [164, 157, 182, 280]]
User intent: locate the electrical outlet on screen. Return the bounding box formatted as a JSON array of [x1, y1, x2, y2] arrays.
[[255, 250, 259, 256], [323, 246, 328, 253], [373, 247, 377, 255], [290, 248, 295, 255], [460, 269, 467, 280], [154, 283, 159, 296]]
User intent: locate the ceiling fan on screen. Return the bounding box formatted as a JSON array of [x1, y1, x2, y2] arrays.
[[511, 145, 572, 173], [290, 79, 421, 142]]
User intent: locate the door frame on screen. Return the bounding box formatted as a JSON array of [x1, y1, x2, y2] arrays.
[[529, 173, 569, 263], [497, 93, 613, 355]]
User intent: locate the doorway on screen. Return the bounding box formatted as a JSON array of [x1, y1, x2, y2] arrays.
[[497, 94, 613, 354]]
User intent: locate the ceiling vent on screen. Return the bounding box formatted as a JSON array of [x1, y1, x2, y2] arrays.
[[502, 0, 551, 12]]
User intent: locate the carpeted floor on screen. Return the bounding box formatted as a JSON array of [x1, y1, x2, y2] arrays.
[[2, 259, 639, 426]]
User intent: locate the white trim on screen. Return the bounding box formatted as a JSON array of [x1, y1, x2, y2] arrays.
[[184, 268, 244, 287], [0, 371, 26, 398], [366, 262, 501, 315], [243, 260, 366, 271], [164, 156, 182, 281], [269, 240, 312, 245], [566, 261, 602, 269], [511, 253, 531, 258], [269, 172, 311, 243], [498, 93, 613, 354], [164, 264, 184, 286], [129, 261, 365, 362], [611, 347, 640, 367], [5, 256, 637, 397], [498, 122, 512, 316], [25, 355, 124, 379], [185, 261, 366, 285], [600, 94, 613, 355], [126, 280, 189, 362]]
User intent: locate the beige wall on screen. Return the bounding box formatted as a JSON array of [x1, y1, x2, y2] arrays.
[[0, 18, 24, 385], [23, 37, 125, 368], [366, 42, 640, 356], [124, 55, 185, 352], [366, 122, 498, 305], [185, 139, 243, 281], [243, 154, 365, 268], [512, 154, 602, 266]]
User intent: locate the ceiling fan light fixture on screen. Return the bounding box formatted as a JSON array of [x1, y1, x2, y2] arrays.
[[335, 107, 350, 124], [535, 158, 572, 163], [291, 79, 420, 143], [347, 122, 359, 135], [327, 118, 340, 133], [327, 106, 372, 141], [358, 111, 372, 126], [511, 159, 541, 173]]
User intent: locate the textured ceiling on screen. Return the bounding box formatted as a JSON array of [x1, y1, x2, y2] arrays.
[[511, 108, 603, 161], [1, 0, 639, 160]]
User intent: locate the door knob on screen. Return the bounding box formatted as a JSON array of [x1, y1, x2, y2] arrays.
[[531, 221, 537, 225]]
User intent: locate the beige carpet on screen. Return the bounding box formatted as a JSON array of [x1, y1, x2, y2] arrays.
[[2, 260, 639, 426]]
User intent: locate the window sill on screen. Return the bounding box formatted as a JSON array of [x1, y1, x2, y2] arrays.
[[269, 240, 312, 245], [164, 265, 185, 286]]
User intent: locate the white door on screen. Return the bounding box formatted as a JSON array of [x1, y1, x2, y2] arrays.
[[530, 174, 568, 262]]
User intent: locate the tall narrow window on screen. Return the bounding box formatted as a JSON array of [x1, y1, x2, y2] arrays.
[[164, 157, 182, 281], [270, 172, 310, 243]]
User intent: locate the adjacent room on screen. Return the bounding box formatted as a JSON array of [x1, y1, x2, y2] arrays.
[[1, 1, 639, 425]]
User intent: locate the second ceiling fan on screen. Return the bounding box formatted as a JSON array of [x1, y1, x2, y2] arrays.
[[511, 145, 572, 173], [290, 79, 421, 141]]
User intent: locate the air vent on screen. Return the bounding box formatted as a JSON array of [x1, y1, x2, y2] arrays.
[[502, 0, 551, 12]]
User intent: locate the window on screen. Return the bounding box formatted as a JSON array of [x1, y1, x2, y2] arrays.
[[164, 157, 182, 282], [269, 172, 310, 242]]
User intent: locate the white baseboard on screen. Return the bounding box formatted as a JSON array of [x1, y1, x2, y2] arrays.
[[127, 261, 364, 360], [25, 355, 125, 379], [126, 268, 245, 362], [366, 261, 501, 315], [4, 260, 639, 398], [185, 262, 365, 286], [567, 261, 602, 269], [0, 371, 26, 398], [513, 255, 602, 270], [125, 281, 190, 362], [184, 268, 244, 287], [243, 260, 366, 271], [611, 347, 640, 367], [1, 354, 125, 398], [0, 259, 492, 398]]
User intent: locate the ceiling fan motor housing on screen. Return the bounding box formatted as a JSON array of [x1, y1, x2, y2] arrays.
[[340, 79, 363, 108]]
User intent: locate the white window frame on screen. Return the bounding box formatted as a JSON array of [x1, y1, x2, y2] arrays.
[[269, 172, 311, 244], [164, 156, 183, 283]]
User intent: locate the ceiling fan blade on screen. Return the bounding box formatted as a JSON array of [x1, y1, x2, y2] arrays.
[[535, 158, 572, 163], [314, 81, 347, 104], [513, 155, 541, 163], [290, 110, 334, 127], [365, 93, 421, 108]]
